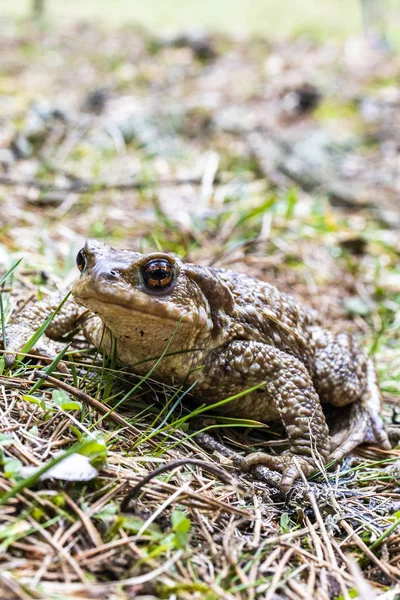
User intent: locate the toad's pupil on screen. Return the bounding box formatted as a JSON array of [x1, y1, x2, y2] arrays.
[[76, 249, 86, 272], [142, 259, 174, 290]]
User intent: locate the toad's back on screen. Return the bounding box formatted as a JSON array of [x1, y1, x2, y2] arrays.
[[215, 268, 317, 368]]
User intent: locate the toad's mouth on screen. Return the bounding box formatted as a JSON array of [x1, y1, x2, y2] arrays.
[[73, 292, 210, 328]]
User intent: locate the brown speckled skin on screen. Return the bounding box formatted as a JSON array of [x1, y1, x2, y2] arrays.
[[4, 240, 391, 492]]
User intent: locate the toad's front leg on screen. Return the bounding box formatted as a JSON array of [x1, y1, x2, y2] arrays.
[[2, 295, 88, 369], [203, 341, 330, 494]]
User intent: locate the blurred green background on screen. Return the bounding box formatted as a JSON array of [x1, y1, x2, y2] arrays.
[[2, 0, 400, 45]]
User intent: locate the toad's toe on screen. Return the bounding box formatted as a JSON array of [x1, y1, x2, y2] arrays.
[[241, 451, 319, 495]]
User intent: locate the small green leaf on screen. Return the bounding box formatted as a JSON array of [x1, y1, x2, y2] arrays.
[[93, 503, 118, 522], [171, 509, 191, 549], [69, 425, 83, 441], [0, 434, 14, 447], [147, 538, 176, 557], [22, 394, 47, 411], [280, 512, 298, 534], [78, 435, 107, 461], [122, 515, 163, 539], [280, 512, 291, 534], [3, 456, 22, 478], [52, 389, 82, 411]]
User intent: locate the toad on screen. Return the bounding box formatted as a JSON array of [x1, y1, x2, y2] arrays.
[[3, 240, 391, 492]]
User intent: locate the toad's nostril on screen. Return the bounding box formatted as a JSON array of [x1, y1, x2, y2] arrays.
[[96, 268, 120, 281], [92, 259, 125, 282], [106, 269, 121, 281]]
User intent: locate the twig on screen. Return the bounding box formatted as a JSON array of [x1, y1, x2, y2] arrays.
[[63, 493, 103, 548], [59, 482, 127, 550], [34, 372, 150, 444], [0, 175, 220, 193], [194, 431, 281, 489], [103, 466, 252, 518], [120, 458, 239, 511], [264, 547, 294, 600], [305, 516, 329, 597], [340, 519, 396, 580], [293, 458, 350, 600], [52, 549, 184, 592]]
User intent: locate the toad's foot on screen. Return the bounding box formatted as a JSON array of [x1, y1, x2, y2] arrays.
[[329, 359, 391, 461], [241, 451, 321, 495], [2, 323, 68, 371]]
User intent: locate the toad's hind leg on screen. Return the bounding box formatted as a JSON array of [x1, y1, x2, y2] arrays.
[[329, 359, 391, 460], [312, 328, 390, 458], [202, 341, 331, 494]]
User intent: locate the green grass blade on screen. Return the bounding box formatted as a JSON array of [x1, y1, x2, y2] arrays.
[[0, 294, 5, 360], [18, 291, 71, 361], [0, 257, 23, 287]]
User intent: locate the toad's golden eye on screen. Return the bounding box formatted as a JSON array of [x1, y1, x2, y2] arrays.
[[141, 258, 175, 293], [76, 248, 87, 272]]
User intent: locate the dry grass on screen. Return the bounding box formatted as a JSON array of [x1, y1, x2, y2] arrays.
[[0, 17, 400, 600]]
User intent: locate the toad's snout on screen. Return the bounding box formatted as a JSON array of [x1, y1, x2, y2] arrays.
[[91, 260, 130, 283]]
